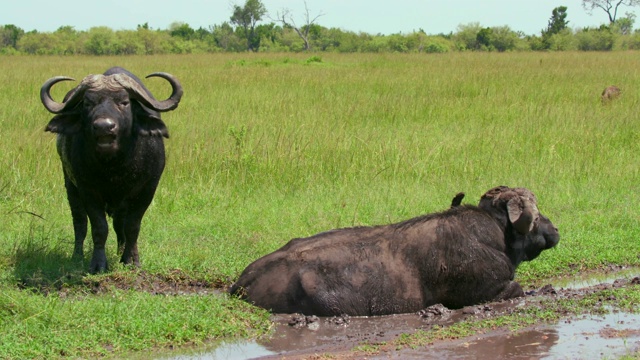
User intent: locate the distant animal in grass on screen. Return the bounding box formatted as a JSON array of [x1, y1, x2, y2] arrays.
[[601, 85, 621, 103]]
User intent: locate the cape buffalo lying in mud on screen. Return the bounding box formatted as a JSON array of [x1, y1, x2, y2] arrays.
[[229, 186, 560, 316], [40, 67, 183, 273]]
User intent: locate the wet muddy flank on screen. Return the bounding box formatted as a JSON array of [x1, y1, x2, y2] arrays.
[[150, 269, 640, 360]]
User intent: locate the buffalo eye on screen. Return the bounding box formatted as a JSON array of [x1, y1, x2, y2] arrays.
[[118, 100, 130, 108]]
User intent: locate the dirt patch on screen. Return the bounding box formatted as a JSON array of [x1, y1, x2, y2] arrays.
[[19, 269, 223, 297], [86, 269, 221, 295]]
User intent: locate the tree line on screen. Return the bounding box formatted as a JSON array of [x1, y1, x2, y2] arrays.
[[2, 4, 640, 55]]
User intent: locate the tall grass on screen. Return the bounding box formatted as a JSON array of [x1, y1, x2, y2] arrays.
[[0, 52, 638, 358]]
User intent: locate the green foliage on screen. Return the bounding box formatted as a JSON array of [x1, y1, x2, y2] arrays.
[[454, 22, 483, 50], [546, 6, 569, 36], [423, 36, 453, 53], [576, 26, 616, 50], [476, 27, 494, 50], [230, 0, 267, 51], [83, 26, 117, 55], [305, 55, 322, 63], [546, 28, 577, 50], [169, 22, 196, 40], [0, 24, 24, 48], [612, 12, 637, 34], [2, 14, 640, 54], [541, 6, 570, 50]]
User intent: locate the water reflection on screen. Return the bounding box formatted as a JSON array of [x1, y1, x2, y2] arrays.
[[552, 267, 640, 290], [158, 341, 274, 360], [402, 312, 640, 360]]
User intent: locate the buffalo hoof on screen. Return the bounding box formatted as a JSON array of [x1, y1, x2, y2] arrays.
[[120, 253, 140, 267], [89, 250, 108, 274], [71, 250, 84, 262]]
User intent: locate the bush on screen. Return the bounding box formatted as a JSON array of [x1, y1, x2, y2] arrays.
[[305, 55, 322, 63], [575, 28, 615, 51], [547, 29, 577, 51], [422, 36, 453, 53]]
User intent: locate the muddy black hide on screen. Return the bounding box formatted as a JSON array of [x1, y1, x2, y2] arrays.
[[40, 67, 183, 274], [229, 186, 560, 316]]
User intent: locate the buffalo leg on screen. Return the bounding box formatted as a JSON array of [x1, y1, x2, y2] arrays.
[[86, 206, 109, 274], [119, 213, 143, 267], [113, 212, 126, 255], [64, 177, 87, 259], [119, 182, 159, 267]]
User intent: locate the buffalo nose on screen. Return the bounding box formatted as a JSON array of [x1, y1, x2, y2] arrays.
[[93, 118, 116, 133]]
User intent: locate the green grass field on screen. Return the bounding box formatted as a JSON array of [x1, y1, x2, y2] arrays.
[[0, 52, 638, 358]]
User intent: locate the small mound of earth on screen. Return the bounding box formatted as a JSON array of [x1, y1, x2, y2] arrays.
[[288, 313, 351, 329], [418, 303, 451, 318], [20, 269, 224, 297], [86, 269, 221, 296]]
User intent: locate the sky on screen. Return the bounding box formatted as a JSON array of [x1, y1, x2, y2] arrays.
[[1, 0, 630, 36]]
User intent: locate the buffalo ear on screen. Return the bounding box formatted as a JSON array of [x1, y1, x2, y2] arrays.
[[136, 113, 169, 138], [45, 114, 82, 134], [507, 197, 535, 234]]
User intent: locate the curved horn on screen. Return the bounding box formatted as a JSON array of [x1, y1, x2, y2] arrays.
[[40, 76, 79, 114], [114, 72, 183, 112], [145, 72, 183, 111]]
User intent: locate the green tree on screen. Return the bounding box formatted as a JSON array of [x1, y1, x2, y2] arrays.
[[575, 26, 616, 50], [0, 24, 25, 49], [84, 26, 117, 55], [476, 27, 494, 50], [211, 22, 244, 51], [453, 22, 483, 50], [545, 28, 577, 50], [490, 26, 523, 51], [581, 0, 640, 24], [612, 12, 636, 33], [117, 30, 145, 55], [542, 6, 569, 49], [169, 22, 195, 40], [52, 26, 80, 54], [546, 6, 569, 35], [230, 0, 267, 51], [17, 32, 52, 54]]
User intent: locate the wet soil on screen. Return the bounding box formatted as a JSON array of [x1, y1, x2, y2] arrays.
[[251, 276, 640, 360], [29, 267, 639, 359], [19, 268, 222, 297]]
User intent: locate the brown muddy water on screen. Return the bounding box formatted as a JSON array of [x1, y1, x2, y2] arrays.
[[154, 269, 640, 360]]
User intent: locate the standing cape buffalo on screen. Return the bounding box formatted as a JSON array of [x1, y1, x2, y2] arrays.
[[40, 67, 183, 273], [229, 186, 560, 316]]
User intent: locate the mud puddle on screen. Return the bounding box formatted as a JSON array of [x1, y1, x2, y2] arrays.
[[380, 312, 640, 360], [156, 271, 640, 360], [553, 266, 640, 290], [160, 311, 640, 360]]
